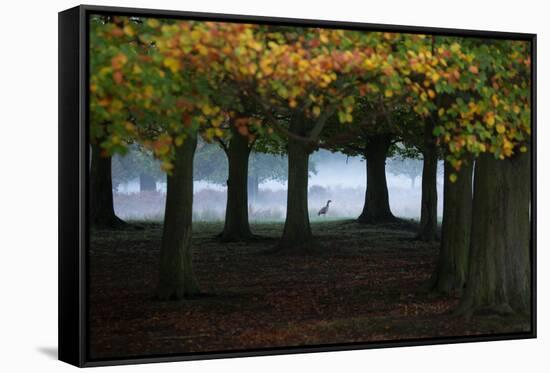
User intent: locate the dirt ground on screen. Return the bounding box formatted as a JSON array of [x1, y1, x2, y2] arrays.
[[88, 220, 531, 360]]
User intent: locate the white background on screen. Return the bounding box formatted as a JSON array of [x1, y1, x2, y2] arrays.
[[0, 0, 547, 371]]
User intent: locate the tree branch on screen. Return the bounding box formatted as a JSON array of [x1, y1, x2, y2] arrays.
[[216, 138, 229, 155]]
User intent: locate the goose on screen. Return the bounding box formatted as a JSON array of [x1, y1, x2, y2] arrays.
[[318, 200, 332, 216]]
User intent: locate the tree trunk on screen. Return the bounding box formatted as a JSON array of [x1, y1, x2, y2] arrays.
[[429, 159, 473, 295], [156, 136, 200, 300], [417, 120, 439, 241], [456, 149, 531, 316], [139, 173, 156, 192], [410, 176, 416, 189], [358, 134, 396, 224], [89, 143, 125, 228], [279, 120, 313, 251], [221, 125, 253, 242]]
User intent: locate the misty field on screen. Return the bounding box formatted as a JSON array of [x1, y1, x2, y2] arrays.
[[88, 220, 529, 359]]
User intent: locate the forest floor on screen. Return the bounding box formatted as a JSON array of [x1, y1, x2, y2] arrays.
[[88, 220, 531, 360]]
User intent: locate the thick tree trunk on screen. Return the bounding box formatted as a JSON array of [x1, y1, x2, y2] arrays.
[[429, 159, 473, 295], [279, 120, 313, 251], [221, 126, 253, 242], [417, 120, 439, 241], [456, 149, 531, 316], [156, 136, 200, 300], [358, 134, 396, 224], [89, 143, 125, 228], [139, 173, 156, 192]]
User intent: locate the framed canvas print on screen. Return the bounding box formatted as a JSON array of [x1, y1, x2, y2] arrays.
[[58, 4, 536, 367]]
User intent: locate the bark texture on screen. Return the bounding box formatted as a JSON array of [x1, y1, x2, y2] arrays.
[[358, 134, 396, 224], [417, 120, 439, 241], [279, 119, 313, 251], [430, 160, 473, 295], [457, 149, 531, 316], [221, 125, 253, 242], [90, 143, 125, 228], [157, 136, 200, 300]]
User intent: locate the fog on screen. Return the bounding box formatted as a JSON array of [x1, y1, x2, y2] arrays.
[[113, 149, 444, 222]]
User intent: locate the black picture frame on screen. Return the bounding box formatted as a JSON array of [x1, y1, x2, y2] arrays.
[[59, 4, 537, 368]]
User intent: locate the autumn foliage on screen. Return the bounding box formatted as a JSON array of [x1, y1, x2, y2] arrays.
[[90, 16, 531, 180]]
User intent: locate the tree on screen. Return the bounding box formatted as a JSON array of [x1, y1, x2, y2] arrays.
[[417, 117, 439, 241], [248, 141, 289, 205], [90, 17, 532, 309], [395, 36, 532, 313], [457, 149, 530, 315], [112, 146, 165, 192], [387, 155, 423, 189], [90, 17, 227, 298], [157, 135, 200, 298], [209, 27, 404, 250], [426, 157, 473, 294], [88, 16, 133, 229], [89, 144, 126, 228], [218, 116, 256, 242], [321, 98, 421, 224]]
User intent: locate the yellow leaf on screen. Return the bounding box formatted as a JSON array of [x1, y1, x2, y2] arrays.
[[191, 30, 202, 41], [485, 112, 495, 127], [201, 104, 213, 116], [123, 25, 135, 37], [496, 124, 506, 134], [450, 43, 461, 53], [109, 99, 123, 112], [449, 173, 458, 183], [312, 106, 321, 117], [163, 57, 180, 73], [438, 108, 445, 117], [124, 121, 135, 132], [161, 161, 174, 173], [147, 19, 160, 28], [385, 89, 393, 98], [144, 85, 154, 99], [321, 74, 332, 84], [111, 135, 120, 145]]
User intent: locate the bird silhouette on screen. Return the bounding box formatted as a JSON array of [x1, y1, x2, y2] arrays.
[[318, 200, 332, 216]]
